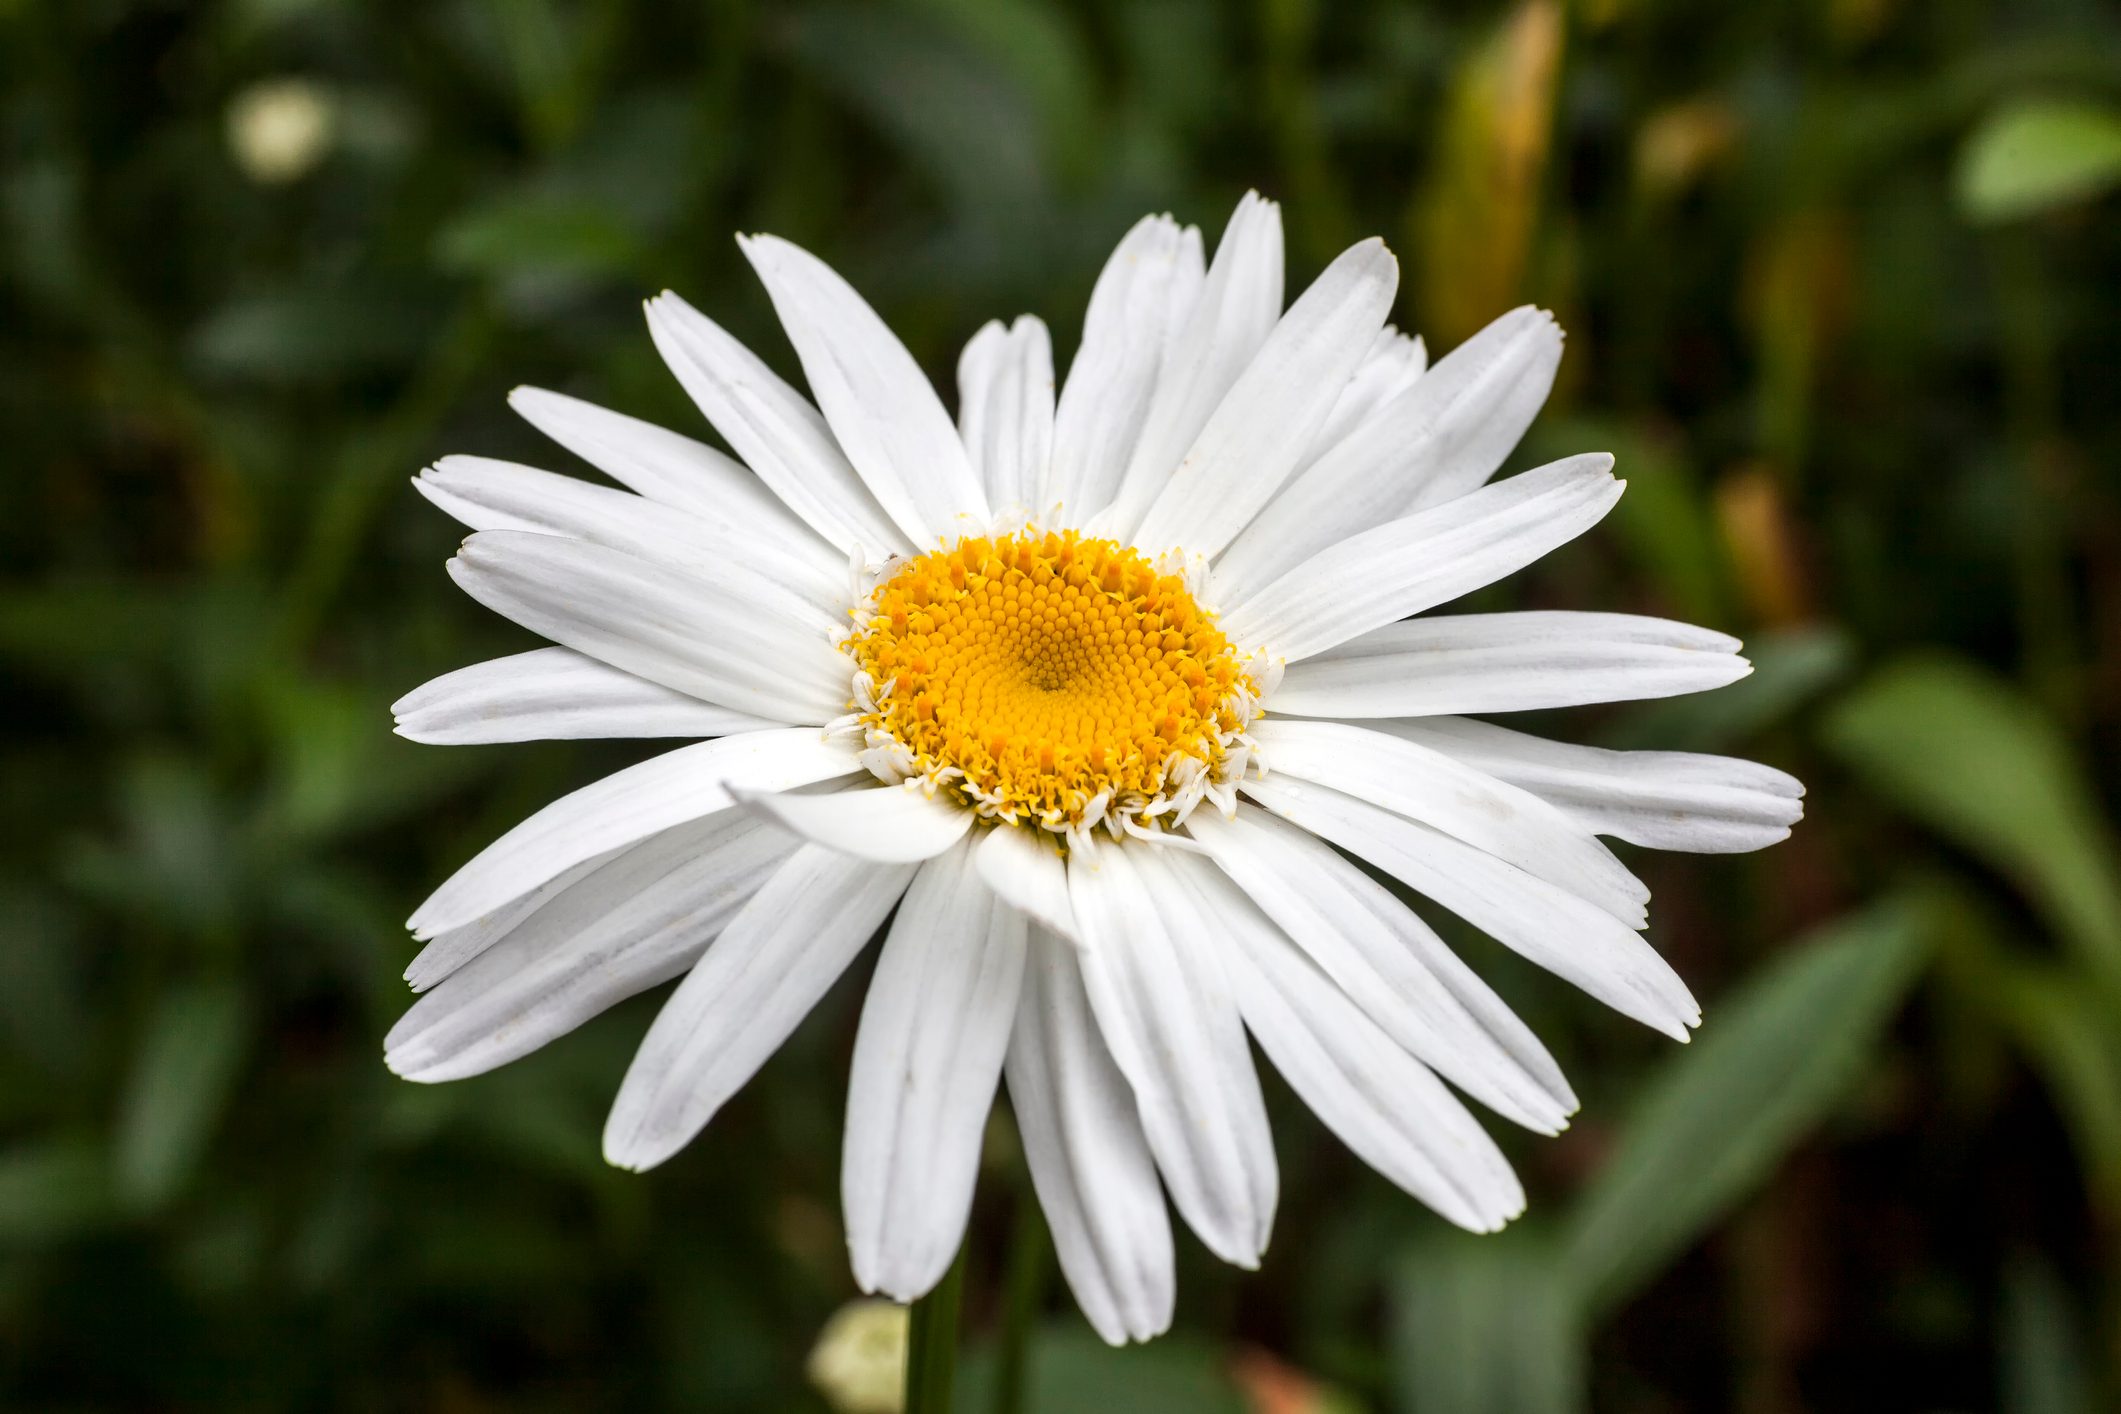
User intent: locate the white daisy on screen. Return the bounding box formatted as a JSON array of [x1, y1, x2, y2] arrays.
[[386, 192, 1804, 1345]]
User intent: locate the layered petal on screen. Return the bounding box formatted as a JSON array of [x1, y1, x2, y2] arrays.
[[603, 844, 918, 1170], [1306, 324, 1427, 459], [732, 781, 975, 864], [975, 824, 1078, 941], [844, 838, 1027, 1299], [403, 849, 620, 992], [956, 316, 1055, 514], [393, 647, 774, 745]]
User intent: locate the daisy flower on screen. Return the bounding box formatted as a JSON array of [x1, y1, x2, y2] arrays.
[[386, 193, 1803, 1344]]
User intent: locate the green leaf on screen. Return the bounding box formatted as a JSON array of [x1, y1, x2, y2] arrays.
[[954, 1326, 1247, 1414], [1822, 654, 2121, 997], [0, 1138, 115, 1246], [1957, 99, 2121, 223], [1559, 895, 1932, 1314], [1991, 966, 2121, 1213], [1601, 626, 1852, 752], [112, 978, 251, 1214], [2000, 1257, 2096, 1414], [435, 192, 645, 281], [1391, 1230, 1584, 1414]]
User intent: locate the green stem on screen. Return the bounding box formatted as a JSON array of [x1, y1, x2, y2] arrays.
[[993, 1175, 1050, 1414], [905, 1242, 967, 1414]]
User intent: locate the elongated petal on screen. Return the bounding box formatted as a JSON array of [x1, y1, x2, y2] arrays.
[[1169, 849, 1524, 1230], [1007, 925, 1174, 1345], [957, 316, 1055, 514], [1043, 215, 1202, 519], [393, 647, 775, 745], [733, 782, 973, 863], [740, 234, 988, 547], [404, 848, 620, 991], [1270, 611, 1751, 718], [1305, 325, 1427, 458], [506, 386, 830, 561], [844, 838, 1027, 1299], [407, 728, 859, 938], [1215, 306, 1561, 598], [387, 813, 798, 1081], [1069, 848, 1276, 1266], [646, 291, 907, 556], [448, 530, 848, 724], [603, 845, 917, 1170], [1098, 193, 1283, 537], [1250, 718, 1647, 927], [1243, 774, 1699, 1039], [1220, 453, 1623, 663], [975, 825, 1077, 940], [1379, 716, 1806, 853], [417, 454, 844, 610], [1133, 237, 1399, 559], [1185, 809, 1574, 1132]]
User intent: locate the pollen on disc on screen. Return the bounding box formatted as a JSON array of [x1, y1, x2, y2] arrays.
[[846, 531, 1252, 833]]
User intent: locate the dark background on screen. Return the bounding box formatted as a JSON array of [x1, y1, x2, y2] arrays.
[[5, 0, 2121, 1409]]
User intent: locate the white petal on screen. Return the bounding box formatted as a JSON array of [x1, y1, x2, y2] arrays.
[[1097, 193, 1283, 538], [1133, 237, 1399, 559], [393, 647, 775, 745], [1168, 848, 1523, 1230], [403, 848, 620, 992], [1184, 809, 1574, 1132], [448, 530, 849, 724], [417, 454, 845, 611], [740, 234, 989, 548], [844, 838, 1028, 1299], [1068, 848, 1276, 1267], [645, 291, 908, 556], [733, 781, 973, 863], [506, 386, 832, 562], [1220, 453, 1623, 663], [406, 728, 860, 938], [957, 316, 1055, 514], [975, 825, 1077, 941], [1249, 718, 1648, 927], [1243, 774, 1700, 1039], [1043, 215, 1202, 519], [603, 845, 918, 1170], [1305, 324, 1427, 458], [1378, 716, 1806, 854], [386, 813, 798, 1081], [1006, 925, 1174, 1346], [1214, 306, 1561, 599], [1270, 611, 1752, 718]]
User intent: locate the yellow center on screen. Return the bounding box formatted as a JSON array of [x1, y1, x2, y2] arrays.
[[846, 530, 1252, 832]]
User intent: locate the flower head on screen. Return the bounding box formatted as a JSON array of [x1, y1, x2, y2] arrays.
[[387, 193, 1804, 1344]]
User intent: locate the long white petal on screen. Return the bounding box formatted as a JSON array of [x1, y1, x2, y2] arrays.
[[733, 782, 973, 864], [403, 848, 621, 991], [406, 729, 860, 938], [1097, 192, 1283, 538], [1006, 925, 1174, 1345], [740, 234, 989, 548], [393, 647, 774, 745], [416, 454, 844, 610], [645, 291, 908, 556], [844, 838, 1027, 1299], [1068, 848, 1276, 1267], [957, 316, 1055, 515], [1378, 716, 1807, 853], [1043, 215, 1202, 519], [1214, 306, 1561, 599], [975, 825, 1077, 941], [447, 530, 848, 724], [1243, 774, 1700, 1039], [1270, 611, 1751, 719], [386, 813, 798, 1081], [1305, 324, 1427, 458], [1133, 237, 1399, 559], [1184, 809, 1574, 1132], [603, 845, 917, 1170], [1219, 453, 1623, 663], [1250, 718, 1648, 927], [506, 385, 832, 562]]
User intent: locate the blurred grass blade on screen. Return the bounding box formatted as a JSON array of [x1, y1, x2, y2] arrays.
[[0, 1138, 114, 1246], [1992, 966, 2121, 1215], [1392, 1230, 1584, 1414], [2000, 1257, 2095, 1414], [1559, 894, 1932, 1315], [113, 978, 251, 1214], [1822, 654, 2121, 998], [954, 1327, 1247, 1413], [1956, 99, 2121, 224]]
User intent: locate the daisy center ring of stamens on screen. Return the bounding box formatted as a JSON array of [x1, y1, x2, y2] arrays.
[[845, 530, 1254, 834]]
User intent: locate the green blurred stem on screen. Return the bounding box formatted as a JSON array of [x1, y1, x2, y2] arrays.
[[906, 1242, 966, 1414], [993, 1172, 1050, 1414]]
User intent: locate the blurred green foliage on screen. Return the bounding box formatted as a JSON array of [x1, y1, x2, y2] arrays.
[[5, 0, 2120, 1409]]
